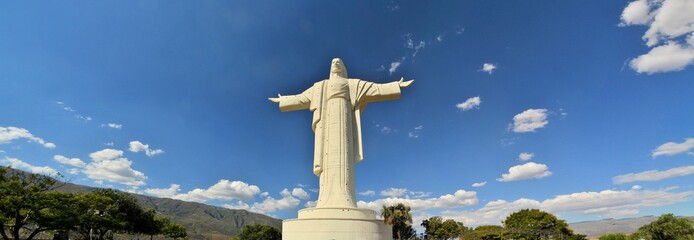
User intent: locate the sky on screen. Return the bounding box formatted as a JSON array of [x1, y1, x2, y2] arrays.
[[2, 0, 694, 228]]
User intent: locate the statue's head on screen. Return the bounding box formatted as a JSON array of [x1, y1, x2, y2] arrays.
[[330, 58, 348, 78]]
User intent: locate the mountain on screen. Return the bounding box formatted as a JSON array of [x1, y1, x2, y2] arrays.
[[4, 168, 282, 240], [569, 215, 694, 239]]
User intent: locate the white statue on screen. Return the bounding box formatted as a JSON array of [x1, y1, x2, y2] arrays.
[[269, 58, 413, 209]]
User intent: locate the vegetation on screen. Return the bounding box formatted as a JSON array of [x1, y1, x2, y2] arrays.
[[0, 167, 186, 240], [382, 203, 416, 240], [599, 233, 628, 240], [421, 216, 469, 240], [502, 209, 575, 240], [231, 224, 281, 240], [629, 213, 694, 240]]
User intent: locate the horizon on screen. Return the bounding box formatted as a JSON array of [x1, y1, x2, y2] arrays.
[[2, 0, 694, 228]]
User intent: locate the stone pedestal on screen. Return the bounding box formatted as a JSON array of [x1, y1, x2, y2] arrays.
[[282, 208, 392, 240]]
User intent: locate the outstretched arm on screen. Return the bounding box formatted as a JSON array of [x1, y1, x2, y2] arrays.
[[361, 77, 414, 103], [268, 87, 313, 112]]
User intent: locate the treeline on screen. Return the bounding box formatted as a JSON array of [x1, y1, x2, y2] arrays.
[[0, 167, 187, 240], [598, 214, 694, 240], [382, 204, 587, 240]]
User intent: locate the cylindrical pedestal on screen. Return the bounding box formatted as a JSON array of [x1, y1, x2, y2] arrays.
[[282, 208, 392, 240]]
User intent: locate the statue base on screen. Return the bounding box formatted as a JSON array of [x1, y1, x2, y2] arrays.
[[282, 207, 392, 240]]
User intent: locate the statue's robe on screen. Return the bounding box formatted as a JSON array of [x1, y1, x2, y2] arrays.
[[278, 77, 401, 208]]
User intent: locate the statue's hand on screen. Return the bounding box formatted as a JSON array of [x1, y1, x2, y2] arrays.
[[268, 94, 282, 103], [398, 77, 414, 88]]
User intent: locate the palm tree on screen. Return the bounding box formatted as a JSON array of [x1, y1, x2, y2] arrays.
[[381, 203, 414, 240]]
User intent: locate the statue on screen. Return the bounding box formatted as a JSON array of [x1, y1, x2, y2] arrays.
[[269, 58, 413, 209]]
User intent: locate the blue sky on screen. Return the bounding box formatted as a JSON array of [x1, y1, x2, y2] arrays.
[[2, 0, 694, 227]]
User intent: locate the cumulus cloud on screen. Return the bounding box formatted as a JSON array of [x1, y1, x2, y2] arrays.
[[291, 188, 310, 200], [305, 201, 317, 208], [511, 109, 549, 133], [145, 184, 181, 198], [83, 149, 147, 187], [630, 42, 694, 73], [101, 123, 123, 129], [481, 63, 497, 74], [442, 187, 694, 226], [1, 157, 59, 176], [456, 96, 481, 111], [652, 138, 694, 158], [518, 152, 535, 161], [359, 189, 478, 212], [225, 189, 301, 214], [0, 126, 56, 149], [620, 0, 694, 73], [613, 165, 694, 184], [497, 162, 552, 182], [173, 179, 261, 203], [381, 187, 409, 198], [129, 141, 164, 157], [53, 155, 86, 168], [359, 190, 376, 196], [472, 181, 487, 187], [389, 61, 401, 75]]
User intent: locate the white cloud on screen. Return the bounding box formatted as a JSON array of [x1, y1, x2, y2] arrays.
[[518, 152, 535, 161], [412, 41, 426, 57], [229, 188, 300, 214], [472, 181, 487, 187], [105, 142, 114, 146], [437, 35, 444, 42], [0, 126, 56, 149], [442, 187, 694, 226], [613, 165, 694, 184], [456, 96, 481, 111], [511, 109, 549, 133], [83, 149, 147, 187], [381, 187, 409, 198], [359, 190, 376, 196], [291, 188, 310, 200], [620, 0, 694, 73], [652, 138, 694, 157], [305, 201, 317, 208], [101, 123, 123, 129], [389, 61, 401, 75], [68, 168, 80, 175], [630, 41, 694, 73], [632, 185, 643, 190], [358, 189, 478, 212], [173, 179, 261, 203], [408, 125, 423, 138], [620, 0, 654, 26], [497, 162, 552, 182], [129, 141, 164, 157], [481, 63, 497, 74], [145, 184, 181, 198], [2, 157, 59, 176], [53, 155, 86, 168]]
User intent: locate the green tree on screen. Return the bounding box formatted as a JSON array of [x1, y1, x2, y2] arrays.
[[421, 216, 443, 239], [421, 216, 466, 240], [599, 233, 628, 240], [232, 224, 281, 240], [382, 203, 415, 240], [72, 189, 148, 240], [0, 167, 76, 240], [503, 209, 574, 240], [471, 225, 505, 240], [632, 213, 694, 240], [155, 216, 187, 240]]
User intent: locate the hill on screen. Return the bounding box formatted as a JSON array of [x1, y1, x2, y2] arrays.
[[4, 168, 282, 240], [570, 215, 694, 239]]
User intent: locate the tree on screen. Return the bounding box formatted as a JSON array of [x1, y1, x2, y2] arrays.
[[0, 167, 76, 240], [599, 233, 628, 240], [503, 209, 574, 240], [471, 225, 505, 240], [73, 189, 152, 240], [382, 203, 415, 240], [631, 213, 694, 240], [232, 224, 281, 240], [156, 216, 187, 240], [421, 216, 466, 240]]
